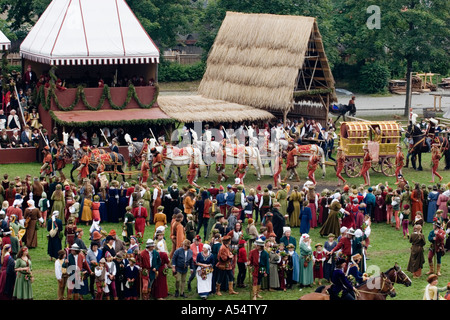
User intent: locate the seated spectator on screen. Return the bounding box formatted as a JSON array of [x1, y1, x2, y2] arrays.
[[31, 128, 40, 147], [91, 132, 100, 148], [23, 111, 31, 127], [7, 109, 21, 130], [30, 109, 40, 129], [21, 125, 32, 147], [0, 129, 11, 148], [10, 129, 22, 148]]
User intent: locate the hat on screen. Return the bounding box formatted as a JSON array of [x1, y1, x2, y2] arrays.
[[340, 226, 348, 234], [327, 233, 335, 239], [255, 239, 265, 246], [315, 243, 323, 248], [219, 185, 224, 191], [238, 239, 246, 245], [99, 258, 106, 264], [286, 244, 295, 249], [70, 244, 81, 251], [268, 232, 277, 238], [256, 185, 261, 191], [347, 228, 355, 235], [109, 229, 117, 236], [248, 218, 254, 224], [283, 226, 291, 234], [214, 213, 224, 220], [146, 239, 155, 247], [336, 257, 346, 267], [92, 231, 102, 241], [403, 204, 410, 210]]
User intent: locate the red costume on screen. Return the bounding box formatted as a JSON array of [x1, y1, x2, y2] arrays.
[[132, 205, 148, 237], [41, 152, 53, 176], [307, 153, 320, 185], [140, 160, 150, 184], [273, 154, 283, 188], [79, 153, 90, 179], [313, 250, 325, 280], [395, 148, 404, 183], [187, 158, 199, 186], [336, 149, 346, 185], [360, 148, 372, 185], [151, 152, 163, 175], [92, 201, 101, 221], [431, 146, 443, 182], [234, 159, 247, 184]]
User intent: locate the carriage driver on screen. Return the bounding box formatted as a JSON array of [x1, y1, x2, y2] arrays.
[[425, 118, 438, 152]]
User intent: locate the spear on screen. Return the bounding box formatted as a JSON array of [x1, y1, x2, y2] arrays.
[[100, 129, 110, 146]]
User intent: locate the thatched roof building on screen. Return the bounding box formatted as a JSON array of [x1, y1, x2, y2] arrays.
[[157, 95, 274, 123], [197, 11, 336, 125]]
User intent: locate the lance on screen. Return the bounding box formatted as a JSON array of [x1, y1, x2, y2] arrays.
[[100, 128, 110, 146], [149, 128, 159, 145], [39, 129, 49, 147]]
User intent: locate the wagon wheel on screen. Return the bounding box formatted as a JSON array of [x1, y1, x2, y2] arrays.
[[345, 158, 362, 178], [381, 157, 396, 177], [371, 159, 383, 173]]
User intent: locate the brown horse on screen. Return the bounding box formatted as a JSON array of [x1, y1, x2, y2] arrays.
[[353, 272, 396, 300], [300, 272, 396, 300], [384, 263, 412, 287]]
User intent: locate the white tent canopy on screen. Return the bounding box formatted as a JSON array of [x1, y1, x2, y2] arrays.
[[20, 0, 159, 66], [0, 29, 11, 51]]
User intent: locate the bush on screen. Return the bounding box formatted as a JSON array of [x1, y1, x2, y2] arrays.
[[158, 61, 206, 82], [357, 62, 390, 94]]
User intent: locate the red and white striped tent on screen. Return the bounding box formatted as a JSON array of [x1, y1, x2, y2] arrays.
[[20, 0, 159, 66], [0, 29, 11, 51]]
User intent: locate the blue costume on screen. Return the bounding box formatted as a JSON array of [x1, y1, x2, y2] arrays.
[[329, 267, 355, 300], [299, 206, 312, 234]]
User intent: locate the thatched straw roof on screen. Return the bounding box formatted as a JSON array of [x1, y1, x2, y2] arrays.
[[157, 95, 274, 123], [198, 11, 336, 113]]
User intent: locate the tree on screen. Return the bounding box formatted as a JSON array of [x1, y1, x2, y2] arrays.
[[332, 0, 449, 114], [126, 0, 201, 49], [0, 0, 50, 31]]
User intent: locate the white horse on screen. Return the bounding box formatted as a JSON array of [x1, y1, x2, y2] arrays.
[[147, 138, 204, 182], [194, 137, 264, 180], [247, 129, 327, 179]]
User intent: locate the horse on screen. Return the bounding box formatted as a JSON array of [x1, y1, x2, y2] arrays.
[[194, 139, 263, 181], [62, 138, 84, 182], [406, 115, 450, 171], [384, 263, 412, 287], [306, 272, 396, 301], [142, 138, 204, 183], [89, 148, 127, 182], [329, 103, 355, 122]]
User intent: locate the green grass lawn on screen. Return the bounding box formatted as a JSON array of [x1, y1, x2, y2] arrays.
[[3, 144, 449, 300]]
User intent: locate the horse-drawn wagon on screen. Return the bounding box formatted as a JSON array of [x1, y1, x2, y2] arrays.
[[339, 121, 402, 177]]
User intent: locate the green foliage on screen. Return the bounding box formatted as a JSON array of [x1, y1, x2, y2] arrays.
[[0, 0, 51, 31], [358, 62, 390, 94], [126, 0, 200, 48], [158, 60, 206, 82]]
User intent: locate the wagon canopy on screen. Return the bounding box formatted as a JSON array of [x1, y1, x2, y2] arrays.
[[340, 121, 401, 157]]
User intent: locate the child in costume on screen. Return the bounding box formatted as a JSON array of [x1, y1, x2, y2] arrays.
[[313, 243, 326, 286]]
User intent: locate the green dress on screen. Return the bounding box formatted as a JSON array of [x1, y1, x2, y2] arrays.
[[299, 241, 314, 286], [288, 191, 302, 227], [276, 189, 288, 216], [13, 258, 33, 300], [51, 192, 65, 223]]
